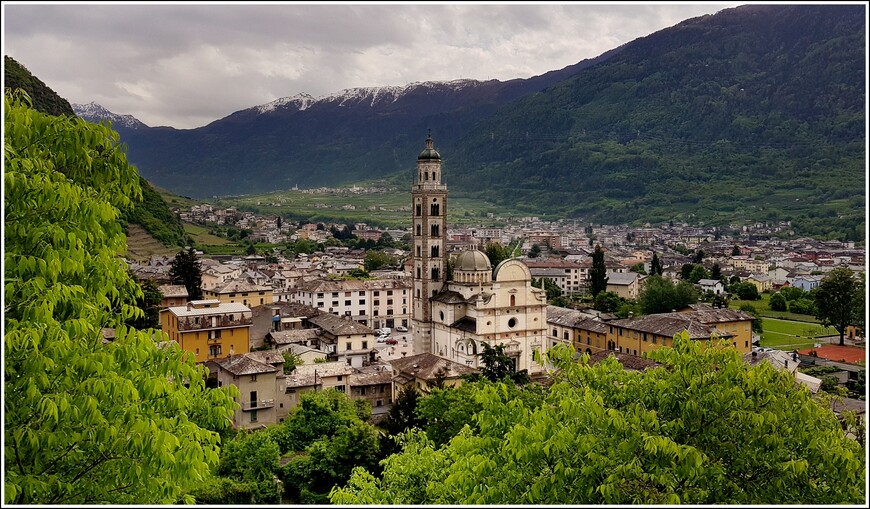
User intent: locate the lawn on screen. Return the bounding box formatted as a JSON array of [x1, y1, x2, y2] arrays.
[[729, 294, 820, 323], [758, 317, 838, 351], [183, 222, 233, 246]]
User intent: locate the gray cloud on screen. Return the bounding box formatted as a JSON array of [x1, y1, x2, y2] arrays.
[[3, 2, 738, 128]]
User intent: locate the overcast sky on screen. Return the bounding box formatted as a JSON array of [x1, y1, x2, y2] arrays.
[[3, 2, 740, 129]]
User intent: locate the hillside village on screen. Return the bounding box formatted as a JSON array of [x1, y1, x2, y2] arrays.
[[128, 177, 866, 433]]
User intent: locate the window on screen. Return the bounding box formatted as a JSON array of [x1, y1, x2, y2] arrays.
[[431, 267, 439, 280], [416, 204, 422, 216], [317, 293, 324, 298], [337, 375, 343, 381], [387, 299, 393, 305], [563, 332, 569, 340], [374, 300, 380, 306], [553, 329, 557, 336], [345, 300, 351, 306], [317, 302, 324, 307], [431, 203, 440, 216], [417, 246, 421, 257], [387, 290, 393, 296], [250, 374, 257, 382], [431, 224, 439, 236], [208, 345, 221, 357], [510, 295, 516, 306], [250, 410, 258, 423], [374, 291, 380, 296], [332, 292, 339, 298], [336, 385, 345, 392], [362, 341, 368, 349], [332, 301, 339, 306], [745, 341, 749, 348], [416, 225, 422, 236], [208, 329, 222, 339]]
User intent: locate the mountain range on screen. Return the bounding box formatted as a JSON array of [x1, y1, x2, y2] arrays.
[[71, 4, 866, 241]]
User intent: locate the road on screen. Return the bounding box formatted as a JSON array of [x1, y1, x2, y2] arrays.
[[373, 333, 417, 362]]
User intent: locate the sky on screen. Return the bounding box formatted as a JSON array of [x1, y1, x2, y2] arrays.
[[3, 2, 741, 129]]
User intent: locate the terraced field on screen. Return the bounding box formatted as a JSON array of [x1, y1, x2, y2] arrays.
[[124, 224, 178, 261]]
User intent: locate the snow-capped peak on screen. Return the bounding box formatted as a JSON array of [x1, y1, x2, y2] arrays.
[[72, 101, 147, 129], [254, 78, 485, 114]]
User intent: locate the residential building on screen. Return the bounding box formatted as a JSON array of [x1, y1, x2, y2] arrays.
[[293, 278, 412, 331], [389, 353, 477, 396], [697, 278, 725, 295], [158, 284, 189, 308], [606, 271, 643, 300], [207, 353, 279, 429], [159, 300, 252, 363], [204, 279, 273, 307]]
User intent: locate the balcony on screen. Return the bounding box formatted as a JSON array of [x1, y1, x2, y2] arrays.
[[177, 316, 253, 332], [241, 399, 275, 411]]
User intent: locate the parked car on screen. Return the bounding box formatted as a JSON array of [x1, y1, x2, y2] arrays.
[[385, 338, 398, 345], [380, 327, 392, 335], [396, 325, 408, 332], [377, 336, 387, 343]]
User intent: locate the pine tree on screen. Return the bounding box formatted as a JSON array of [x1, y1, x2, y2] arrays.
[[169, 247, 203, 300], [650, 252, 663, 276], [589, 245, 609, 297]]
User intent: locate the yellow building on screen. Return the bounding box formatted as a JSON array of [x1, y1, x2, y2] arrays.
[[574, 318, 609, 355], [203, 279, 273, 307], [160, 299, 252, 363], [605, 306, 755, 357]]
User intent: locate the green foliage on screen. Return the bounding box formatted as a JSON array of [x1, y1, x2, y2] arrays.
[[364, 250, 397, 272], [282, 352, 303, 375], [528, 244, 542, 258], [780, 286, 805, 301], [469, 343, 530, 385], [269, 389, 366, 454], [4, 56, 74, 116], [689, 265, 709, 284], [710, 263, 722, 281], [532, 277, 563, 300], [125, 277, 163, 329], [733, 282, 761, 301], [650, 252, 663, 276], [588, 245, 608, 297], [593, 291, 622, 313], [4, 90, 237, 504], [383, 386, 425, 436], [638, 275, 699, 315], [332, 333, 865, 504], [484, 241, 511, 274], [769, 292, 788, 312], [629, 262, 646, 275], [218, 430, 280, 482], [122, 177, 186, 247], [789, 298, 817, 316], [813, 267, 863, 346], [738, 304, 763, 334], [168, 247, 203, 300]]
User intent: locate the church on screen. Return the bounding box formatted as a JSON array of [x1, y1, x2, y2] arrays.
[[410, 134, 548, 375]]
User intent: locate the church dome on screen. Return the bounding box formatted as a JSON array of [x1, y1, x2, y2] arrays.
[[455, 250, 491, 272], [418, 133, 441, 161]]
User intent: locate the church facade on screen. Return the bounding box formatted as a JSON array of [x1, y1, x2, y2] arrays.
[[410, 135, 548, 375]]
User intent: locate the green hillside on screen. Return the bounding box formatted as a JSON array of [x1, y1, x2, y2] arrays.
[[449, 4, 865, 241], [5, 55, 186, 249]]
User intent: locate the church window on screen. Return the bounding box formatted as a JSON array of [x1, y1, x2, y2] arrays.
[[431, 245, 439, 257], [510, 295, 515, 306], [431, 203, 440, 216], [416, 204, 421, 216], [416, 225, 422, 236], [431, 267, 440, 280], [416, 246, 421, 257], [508, 318, 517, 328], [439, 311, 444, 321], [431, 224, 439, 236], [417, 268, 421, 279], [424, 172, 429, 181], [432, 172, 436, 181]]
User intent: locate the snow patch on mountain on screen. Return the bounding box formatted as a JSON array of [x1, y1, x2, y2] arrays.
[[254, 79, 485, 114], [72, 102, 147, 129]]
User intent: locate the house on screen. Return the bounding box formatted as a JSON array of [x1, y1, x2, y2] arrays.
[[697, 279, 725, 295], [791, 275, 823, 292], [606, 272, 643, 300], [282, 362, 355, 419], [744, 273, 773, 293], [158, 284, 189, 308], [389, 353, 477, 396], [574, 318, 609, 356], [584, 350, 662, 372], [349, 364, 393, 410], [203, 279, 274, 308], [207, 353, 280, 430], [159, 300, 252, 363], [306, 313, 377, 368]]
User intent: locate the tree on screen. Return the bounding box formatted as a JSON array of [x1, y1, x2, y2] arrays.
[[629, 262, 646, 275], [169, 246, 204, 300], [283, 352, 303, 374], [769, 292, 788, 311], [588, 245, 608, 297], [364, 250, 396, 272], [331, 333, 865, 504], [593, 291, 623, 313], [733, 282, 761, 301], [739, 304, 763, 334], [528, 243, 542, 258], [471, 343, 529, 385], [532, 277, 562, 300], [710, 263, 722, 281], [638, 276, 699, 315], [269, 389, 367, 454], [732, 245, 741, 256], [125, 277, 163, 329], [780, 286, 805, 301], [692, 249, 705, 264], [4, 90, 237, 504], [689, 264, 709, 283], [383, 385, 425, 436], [814, 267, 863, 346], [484, 242, 511, 273], [680, 263, 695, 281], [650, 252, 663, 276]]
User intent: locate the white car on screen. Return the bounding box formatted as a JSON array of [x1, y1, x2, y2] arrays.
[[396, 325, 408, 332]]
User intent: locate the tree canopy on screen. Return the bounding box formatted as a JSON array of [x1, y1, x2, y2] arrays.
[[169, 247, 204, 300], [331, 333, 865, 504], [814, 267, 864, 346], [588, 245, 608, 297], [638, 275, 698, 315], [4, 90, 237, 504]]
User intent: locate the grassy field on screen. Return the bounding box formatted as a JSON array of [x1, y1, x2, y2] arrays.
[[729, 294, 820, 323], [183, 222, 233, 246], [209, 187, 529, 229], [759, 317, 837, 351]]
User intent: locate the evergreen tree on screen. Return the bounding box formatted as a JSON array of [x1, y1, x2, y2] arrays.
[[588, 245, 608, 297], [650, 252, 663, 276], [169, 247, 203, 300], [710, 263, 722, 281]]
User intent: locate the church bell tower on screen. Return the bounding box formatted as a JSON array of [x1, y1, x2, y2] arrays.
[[411, 132, 447, 353]]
